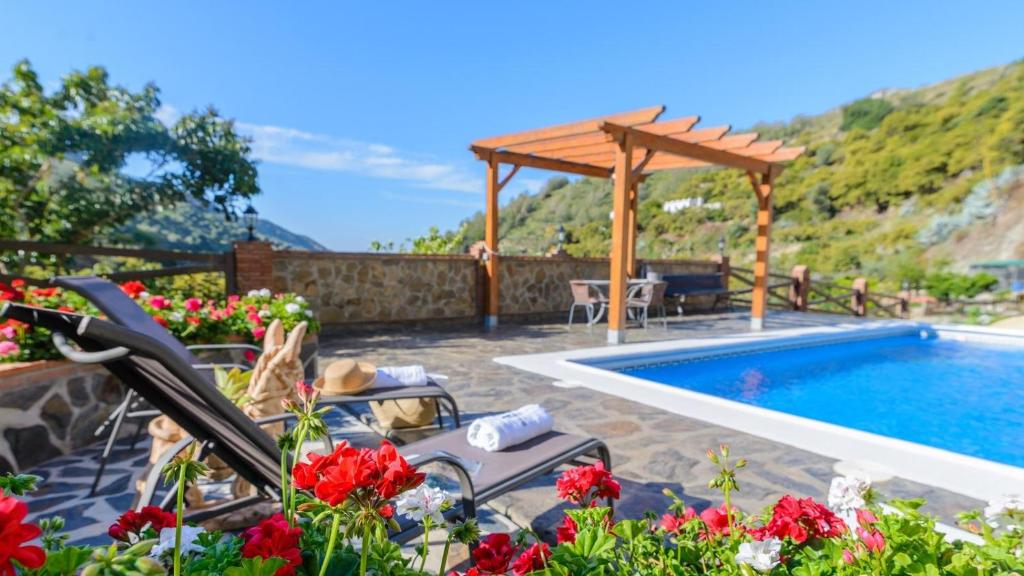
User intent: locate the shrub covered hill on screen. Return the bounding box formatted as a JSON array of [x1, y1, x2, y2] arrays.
[[112, 200, 327, 252], [455, 59, 1024, 289]]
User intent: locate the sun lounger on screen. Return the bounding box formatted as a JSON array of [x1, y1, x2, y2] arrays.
[[1, 302, 610, 534]]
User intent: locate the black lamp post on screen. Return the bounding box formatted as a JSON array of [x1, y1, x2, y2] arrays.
[[243, 204, 258, 242], [557, 224, 566, 252], [717, 236, 726, 256]]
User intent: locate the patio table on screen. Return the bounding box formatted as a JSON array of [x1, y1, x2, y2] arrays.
[[572, 279, 650, 326]]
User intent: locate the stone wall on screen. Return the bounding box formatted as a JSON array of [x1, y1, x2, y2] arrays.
[[0, 361, 123, 473], [263, 248, 727, 326], [271, 252, 480, 325]]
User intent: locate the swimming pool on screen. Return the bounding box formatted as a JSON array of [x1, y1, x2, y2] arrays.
[[619, 334, 1024, 467], [496, 321, 1024, 500]]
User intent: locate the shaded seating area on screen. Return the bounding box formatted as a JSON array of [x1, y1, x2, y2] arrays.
[[661, 273, 733, 314], [469, 106, 804, 342], [2, 302, 610, 538]]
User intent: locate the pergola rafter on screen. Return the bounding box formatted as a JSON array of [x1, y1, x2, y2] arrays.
[[470, 106, 805, 341]]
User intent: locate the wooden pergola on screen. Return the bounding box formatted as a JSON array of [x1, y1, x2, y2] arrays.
[[470, 106, 804, 343]]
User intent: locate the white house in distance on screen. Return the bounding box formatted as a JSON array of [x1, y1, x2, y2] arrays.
[[662, 197, 722, 214]]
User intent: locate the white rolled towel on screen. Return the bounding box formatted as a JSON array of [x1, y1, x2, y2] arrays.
[[466, 404, 554, 452], [375, 365, 433, 387]]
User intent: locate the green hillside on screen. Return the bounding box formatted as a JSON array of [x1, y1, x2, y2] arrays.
[[456, 59, 1024, 288]]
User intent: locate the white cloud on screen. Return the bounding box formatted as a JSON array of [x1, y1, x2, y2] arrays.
[[237, 121, 482, 194]]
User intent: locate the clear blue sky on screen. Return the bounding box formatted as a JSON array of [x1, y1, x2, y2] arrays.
[[2, 1, 1022, 250]]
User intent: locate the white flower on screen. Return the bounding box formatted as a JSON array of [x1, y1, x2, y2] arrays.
[[170, 312, 184, 322], [150, 525, 205, 558], [258, 309, 271, 318], [295, 296, 305, 303], [395, 484, 451, 524], [828, 475, 869, 514], [984, 495, 1024, 529], [735, 538, 781, 572], [247, 289, 260, 297], [285, 303, 301, 314], [139, 291, 150, 300], [259, 288, 272, 297], [305, 310, 314, 317]]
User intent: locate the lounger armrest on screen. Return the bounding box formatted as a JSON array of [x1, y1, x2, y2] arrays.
[[253, 413, 300, 426], [404, 450, 477, 504], [192, 362, 252, 372], [51, 331, 130, 364], [186, 343, 264, 354]]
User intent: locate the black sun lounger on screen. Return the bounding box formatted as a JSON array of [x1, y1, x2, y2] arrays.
[[53, 276, 461, 429], [2, 303, 610, 530]]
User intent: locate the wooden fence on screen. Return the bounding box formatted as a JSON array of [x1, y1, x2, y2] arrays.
[[0, 240, 237, 295], [730, 265, 909, 319]]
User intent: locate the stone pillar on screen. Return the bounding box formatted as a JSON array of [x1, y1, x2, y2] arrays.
[[233, 241, 275, 294], [851, 277, 868, 317], [789, 265, 810, 312]]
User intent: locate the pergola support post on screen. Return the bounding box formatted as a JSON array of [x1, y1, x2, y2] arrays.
[[482, 156, 514, 329], [607, 134, 634, 344], [625, 180, 639, 278], [748, 170, 774, 331]]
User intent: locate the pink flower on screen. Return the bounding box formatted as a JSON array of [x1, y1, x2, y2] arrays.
[[856, 508, 879, 527], [857, 527, 885, 553], [0, 341, 20, 357], [247, 313, 263, 326], [842, 549, 856, 565], [0, 326, 15, 340], [244, 350, 257, 364], [184, 298, 203, 312], [148, 295, 170, 310], [252, 326, 267, 340], [660, 508, 697, 534], [228, 294, 240, 303]]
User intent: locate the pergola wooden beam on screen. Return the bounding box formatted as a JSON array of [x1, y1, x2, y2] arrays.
[[470, 107, 804, 338], [601, 122, 773, 174], [473, 106, 665, 149], [470, 146, 611, 178]]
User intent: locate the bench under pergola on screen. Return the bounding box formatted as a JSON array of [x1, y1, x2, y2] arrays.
[[470, 105, 804, 343]]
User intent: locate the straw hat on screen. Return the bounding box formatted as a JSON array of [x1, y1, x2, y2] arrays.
[[315, 359, 377, 395]]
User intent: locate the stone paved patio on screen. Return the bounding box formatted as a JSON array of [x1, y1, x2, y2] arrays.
[[319, 310, 982, 538], [21, 310, 982, 548]]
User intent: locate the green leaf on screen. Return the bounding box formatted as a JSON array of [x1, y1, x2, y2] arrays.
[[223, 557, 288, 576]]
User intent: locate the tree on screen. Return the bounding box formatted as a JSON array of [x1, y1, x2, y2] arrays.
[[840, 97, 895, 132], [0, 60, 259, 244]]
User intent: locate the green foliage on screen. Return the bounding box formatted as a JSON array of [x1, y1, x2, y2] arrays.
[[924, 271, 999, 300], [0, 59, 259, 245], [840, 97, 896, 131]]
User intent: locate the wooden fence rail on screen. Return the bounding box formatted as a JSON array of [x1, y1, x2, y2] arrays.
[[0, 240, 236, 295], [730, 266, 908, 319]]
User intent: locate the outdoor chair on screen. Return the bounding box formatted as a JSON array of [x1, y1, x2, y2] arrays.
[[627, 281, 668, 329], [2, 303, 610, 538], [567, 280, 606, 328], [53, 276, 263, 495]]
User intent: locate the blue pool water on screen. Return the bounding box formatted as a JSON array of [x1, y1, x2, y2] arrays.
[[619, 335, 1024, 467]]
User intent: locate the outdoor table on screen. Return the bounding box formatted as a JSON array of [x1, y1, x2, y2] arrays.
[[572, 279, 650, 326]]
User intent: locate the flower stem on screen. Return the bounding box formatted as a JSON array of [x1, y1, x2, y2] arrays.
[[437, 536, 452, 576], [723, 485, 733, 539], [289, 422, 308, 525], [360, 521, 372, 576], [279, 446, 289, 522], [419, 518, 431, 573], [173, 462, 187, 576], [318, 512, 341, 576]]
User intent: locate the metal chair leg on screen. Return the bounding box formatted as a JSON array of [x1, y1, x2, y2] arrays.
[[90, 389, 133, 496], [568, 305, 576, 328]]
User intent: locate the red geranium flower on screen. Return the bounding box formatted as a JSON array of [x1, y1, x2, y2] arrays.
[[152, 315, 169, 328], [448, 569, 480, 576], [184, 298, 203, 312], [750, 495, 846, 543], [119, 281, 147, 299], [293, 440, 424, 511], [660, 507, 697, 534], [30, 287, 57, 298], [556, 515, 578, 544], [0, 494, 46, 574], [108, 505, 177, 542], [511, 542, 550, 576], [241, 513, 303, 576], [0, 282, 24, 302], [472, 533, 515, 574], [699, 504, 742, 538], [555, 461, 620, 505]]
